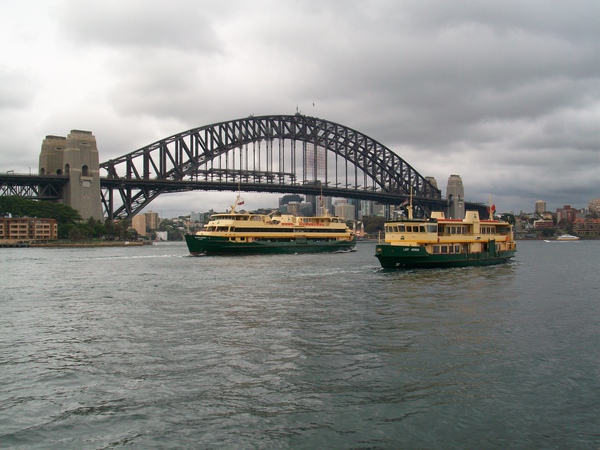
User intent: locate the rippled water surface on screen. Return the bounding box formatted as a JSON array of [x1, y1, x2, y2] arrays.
[[1, 240, 599, 448]]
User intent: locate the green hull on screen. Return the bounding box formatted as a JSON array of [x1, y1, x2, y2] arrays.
[[185, 234, 356, 255], [375, 243, 516, 269]]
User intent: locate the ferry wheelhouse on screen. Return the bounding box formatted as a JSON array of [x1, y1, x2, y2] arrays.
[[375, 210, 516, 269]]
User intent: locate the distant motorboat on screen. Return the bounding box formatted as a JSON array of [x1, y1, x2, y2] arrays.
[[555, 234, 580, 241]]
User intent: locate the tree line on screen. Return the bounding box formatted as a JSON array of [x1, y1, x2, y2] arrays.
[[0, 197, 132, 240]]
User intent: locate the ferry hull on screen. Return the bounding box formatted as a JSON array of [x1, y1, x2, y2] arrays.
[[375, 244, 516, 269], [185, 234, 356, 256]]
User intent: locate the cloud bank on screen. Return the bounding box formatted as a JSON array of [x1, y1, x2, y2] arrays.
[[1, 0, 598, 215]]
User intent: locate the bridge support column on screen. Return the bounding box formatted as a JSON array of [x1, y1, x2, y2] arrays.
[[446, 174, 465, 219], [39, 130, 103, 221]]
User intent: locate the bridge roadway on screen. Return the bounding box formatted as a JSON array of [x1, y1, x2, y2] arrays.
[[100, 176, 454, 209], [0, 173, 68, 200], [1, 172, 486, 217]]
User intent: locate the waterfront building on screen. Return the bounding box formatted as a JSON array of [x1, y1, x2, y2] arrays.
[[556, 205, 579, 223], [131, 215, 147, 237], [0, 217, 58, 242], [146, 211, 159, 230], [573, 218, 600, 235], [534, 218, 554, 229]]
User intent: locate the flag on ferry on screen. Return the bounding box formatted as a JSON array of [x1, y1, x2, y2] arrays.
[[238, 200, 245, 206]]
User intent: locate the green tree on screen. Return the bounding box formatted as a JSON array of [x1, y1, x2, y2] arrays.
[[500, 213, 516, 226], [362, 215, 386, 234], [541, 228, 556, 238]]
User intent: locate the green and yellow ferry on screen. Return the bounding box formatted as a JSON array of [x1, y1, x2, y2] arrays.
[[375, 208, 516, 269], [185, 196, 356, 256]]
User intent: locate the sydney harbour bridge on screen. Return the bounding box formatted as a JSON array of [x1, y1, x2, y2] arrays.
[[1, 114, 481, 220]]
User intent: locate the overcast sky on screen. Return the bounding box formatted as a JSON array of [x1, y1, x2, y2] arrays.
[[1, 0, 599, 216]]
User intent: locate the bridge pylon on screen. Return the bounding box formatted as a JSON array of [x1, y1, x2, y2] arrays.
[[39, 130, 103, 221]]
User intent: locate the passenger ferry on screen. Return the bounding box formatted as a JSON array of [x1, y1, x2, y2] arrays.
[[555, 234, 580, 241], [375, 206, 516, 269], [185, 195, 356, 255]]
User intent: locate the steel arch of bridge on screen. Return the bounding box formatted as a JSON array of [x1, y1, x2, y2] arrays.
[[100, 114, 442, 220]]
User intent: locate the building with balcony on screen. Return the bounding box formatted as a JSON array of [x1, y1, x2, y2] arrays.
[[0, 218, 58, 242]]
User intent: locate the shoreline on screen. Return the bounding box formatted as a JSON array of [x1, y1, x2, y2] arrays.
[[1, 240, 148, 248]]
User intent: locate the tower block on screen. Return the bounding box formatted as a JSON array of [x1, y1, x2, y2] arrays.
[[39, 130, 103, 221]]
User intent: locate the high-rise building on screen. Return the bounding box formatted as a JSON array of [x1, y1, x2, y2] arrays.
[[556, 205, 578, 223], [146, 211, 159, 230], [535, 200, 546, 214], [132, 215, 147, 237], [589, 198, 600, 213], [334, 203, 356, 221], [190, 211, 203, 223]]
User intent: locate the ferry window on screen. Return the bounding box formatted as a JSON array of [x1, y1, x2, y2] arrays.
[[455, 245, 460, 253], [449, 245, 454, 253], [420, 226, 426, 233], [433, 246, 440, 254], [441, 245, 448, 253], [398, 225, 405, 232], [427, 225, 437, 233], [393, 226, 399, 232]]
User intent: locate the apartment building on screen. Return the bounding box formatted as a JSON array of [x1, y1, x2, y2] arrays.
[[0, 218, 58, 241]]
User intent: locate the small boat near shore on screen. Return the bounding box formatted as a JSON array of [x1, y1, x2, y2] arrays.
[[185, 195, 356, 256], [555, 234, 580, 241], [375, 204, 516, 269]]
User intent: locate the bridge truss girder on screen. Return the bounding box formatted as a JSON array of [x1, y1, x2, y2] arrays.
[[100, 114, 442, 220], [0, 174, 66, 200]]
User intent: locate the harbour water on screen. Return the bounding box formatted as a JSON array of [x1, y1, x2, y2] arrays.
[[1, 240, 599, 448]]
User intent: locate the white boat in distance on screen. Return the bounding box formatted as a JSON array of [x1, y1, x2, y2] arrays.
[[555, 234, 580, 241]]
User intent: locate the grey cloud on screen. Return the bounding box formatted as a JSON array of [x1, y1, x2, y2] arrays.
[[59, 0, 220, 51], [0, 69, 35, 111], [1, 0, 599, 214]]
